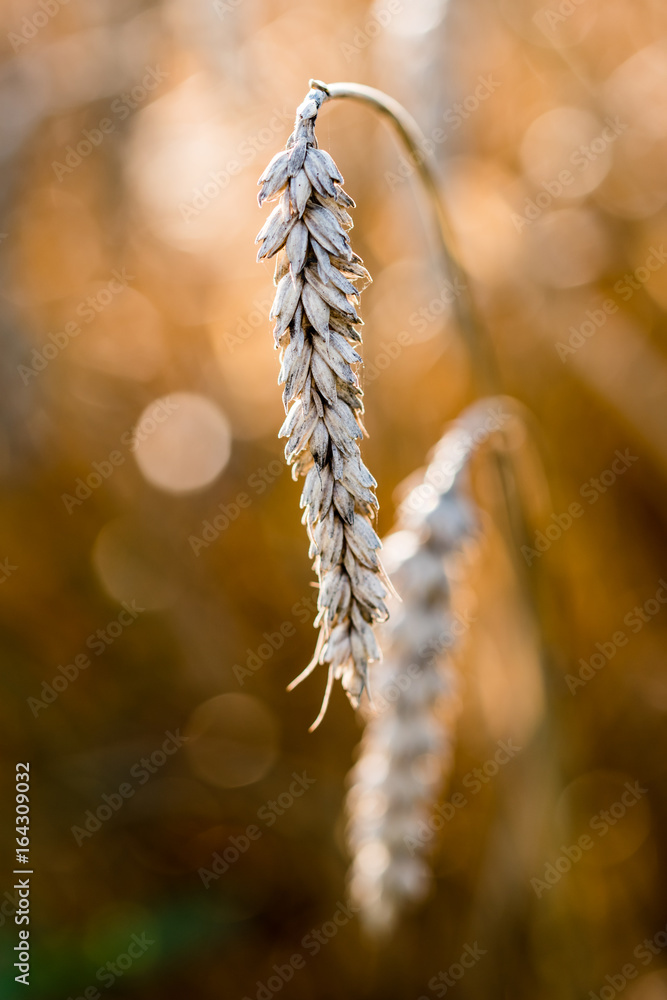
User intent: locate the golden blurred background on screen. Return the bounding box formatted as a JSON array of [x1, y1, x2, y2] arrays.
[[1, 0, 667, 997]]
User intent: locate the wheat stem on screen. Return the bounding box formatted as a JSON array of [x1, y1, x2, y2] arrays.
[[309, 79, 500, 396]]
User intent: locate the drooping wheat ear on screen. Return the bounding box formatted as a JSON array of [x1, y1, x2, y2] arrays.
[[255, 85, 389, 730], [345, 409, 493, 935]]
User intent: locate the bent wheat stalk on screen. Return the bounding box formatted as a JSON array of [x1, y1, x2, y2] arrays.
[[303, 81, 557, 767], [256, 86, 389, 730]]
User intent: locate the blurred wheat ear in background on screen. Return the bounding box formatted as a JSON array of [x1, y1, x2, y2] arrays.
[[346, 402, 518, 934], [255, 84, 390, 729]]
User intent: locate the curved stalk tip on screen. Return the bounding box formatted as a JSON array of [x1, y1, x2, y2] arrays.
[[307, 78, 501, 396]]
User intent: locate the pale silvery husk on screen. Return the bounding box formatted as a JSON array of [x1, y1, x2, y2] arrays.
[[346, 424, 480, 934], [255, 86, 388, 729]]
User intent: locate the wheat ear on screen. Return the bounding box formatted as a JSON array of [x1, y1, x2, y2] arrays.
[[255, 86, 388, 729], [346, 417, 483, 934]]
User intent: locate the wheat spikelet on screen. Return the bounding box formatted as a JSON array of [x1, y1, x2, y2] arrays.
[[255, 86, 388, 729], [346, 417, 484, 934]]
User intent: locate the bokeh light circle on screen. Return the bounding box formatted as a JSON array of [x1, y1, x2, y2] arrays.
[[520, 107, 614, 200], [92, 517, 177, 611], [556, 770, 651, 867], [185, 693, 279, 789], [132, 391, 232, 494], [524, 208, 610, 288]]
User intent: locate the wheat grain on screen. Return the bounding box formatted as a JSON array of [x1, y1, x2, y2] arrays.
[[256, 85, 388, 730]]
